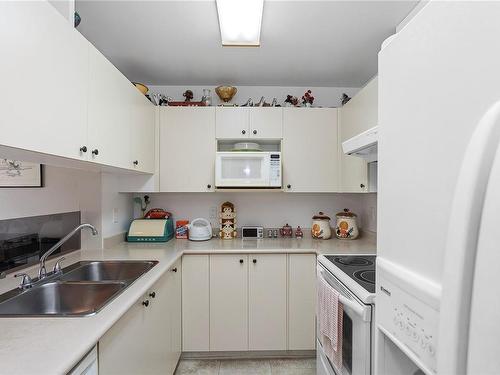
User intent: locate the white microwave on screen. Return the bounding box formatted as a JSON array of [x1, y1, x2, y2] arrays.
[[215, 151, 282, 188]]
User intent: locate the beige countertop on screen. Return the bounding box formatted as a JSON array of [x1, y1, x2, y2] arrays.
[[0, 233, 376, 375]]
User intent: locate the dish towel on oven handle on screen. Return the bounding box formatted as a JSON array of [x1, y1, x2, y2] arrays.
[[318, 274, 344, 373]]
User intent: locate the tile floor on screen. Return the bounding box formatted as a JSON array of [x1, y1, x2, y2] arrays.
[[175, 358, 316, 375]]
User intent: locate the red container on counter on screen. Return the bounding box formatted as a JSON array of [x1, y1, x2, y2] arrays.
[[175, 220, 189, 239]]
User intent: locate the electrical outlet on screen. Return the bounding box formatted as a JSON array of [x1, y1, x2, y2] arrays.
[[112, 208, 119, 224], [209, 206, 217, 219]]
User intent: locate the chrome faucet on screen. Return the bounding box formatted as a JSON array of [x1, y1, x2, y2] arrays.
[[38, 223, 98, 279]]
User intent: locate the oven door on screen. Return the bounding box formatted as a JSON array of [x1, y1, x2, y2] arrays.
[[317, 264, 373, 375], [215, 152, 270, 187]]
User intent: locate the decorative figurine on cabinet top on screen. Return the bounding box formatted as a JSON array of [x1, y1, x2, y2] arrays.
[[302, 90, 314, 107], [219, 201, 237, 239], [183, 90, 194, 102]]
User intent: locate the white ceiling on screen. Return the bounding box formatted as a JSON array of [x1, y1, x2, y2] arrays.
[[76, 1, 417, 87]]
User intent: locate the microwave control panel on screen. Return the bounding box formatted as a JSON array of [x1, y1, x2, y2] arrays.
[[377, 274, 439, 374], [269, 153, 281, 187]]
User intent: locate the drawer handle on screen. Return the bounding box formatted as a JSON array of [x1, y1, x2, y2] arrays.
[[79, 146, 87, 153], [91, 149, 99, 156], [207, 184, 212, 189], [239, 259, 244, 264], [253, 130, 257, 135], [149, 292, 156, 298], [287, 184, 291, 189], [242, 130, 246, 135], [253, 259, 257, 264], [133, 160, 139, 166], [360, 183, 365, 188], [142, 300, 150, 307], [172, 267, 178, 272]]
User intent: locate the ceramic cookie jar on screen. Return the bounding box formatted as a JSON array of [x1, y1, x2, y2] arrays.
[[311, 212, 332, 240], [335, 208, 359, 240]]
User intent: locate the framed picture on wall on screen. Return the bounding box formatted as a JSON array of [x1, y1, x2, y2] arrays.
[[0, 159, 43, 188]]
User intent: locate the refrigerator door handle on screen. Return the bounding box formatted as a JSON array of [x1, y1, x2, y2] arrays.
[[438, 100, 500, 374]]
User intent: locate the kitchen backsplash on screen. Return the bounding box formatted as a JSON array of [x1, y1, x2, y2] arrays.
[[0, 211, 81, 274], [134, 192, 377, 233]]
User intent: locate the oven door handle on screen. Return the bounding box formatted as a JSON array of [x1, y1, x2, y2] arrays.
[[318, 266, 371, 322], [337, 294, 370, 321]]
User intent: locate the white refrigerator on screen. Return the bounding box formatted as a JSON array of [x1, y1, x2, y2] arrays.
[[376, 1, 500, 374]]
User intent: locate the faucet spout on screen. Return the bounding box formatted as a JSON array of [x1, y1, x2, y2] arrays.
[[38, 223, 98, 279]]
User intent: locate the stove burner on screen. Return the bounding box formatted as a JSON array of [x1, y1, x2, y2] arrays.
[[354, 270, 375, 284], [334, 256, 374, 267]]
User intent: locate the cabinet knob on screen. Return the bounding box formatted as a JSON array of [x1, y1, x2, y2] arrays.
[[172, 267, 177, 273], [239, 259, 244, 264], [133, 160, 139, 166], [91, 149, 99, 156], [142, 300, 150, 307], [149, 292, 156, 298], [253, 259, 257, 264], [207, 184, 212, 189], [242, 130, 246, 135], [360, 183, 365, 189], [80, 146, 87, 153], [253, 130, 257, 135], [287, 184, 291, 189]]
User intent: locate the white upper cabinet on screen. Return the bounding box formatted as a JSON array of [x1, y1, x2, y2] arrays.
[[159, 107, 216, 192], [216, 108, 283, 139], [283, 108, 339, 192], [87, 45, 133, 169], [249, 108, 283, 139], [338, 77, 378, 192], [0, 1, 89, 160], [216, 107, 250, 139], [129, 91, 155, 173]]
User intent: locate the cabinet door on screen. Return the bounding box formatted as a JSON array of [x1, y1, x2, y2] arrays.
[[249, 108, 283, 139], [0, 2, 88, 160], [129, 92, 155, 173], [283, 108, 339, 192], [169, 260, 182, 370], [216, 107, 250, 139], [248, 254, 287, 350], [99, 292, 149, 374], [159, 107, 215, 192], [339, 77, 377, 192], [288, 254, 316, 350], [182, 255, 210, 351], [87, 44, 132, 169], [210, 254, 248, 351]]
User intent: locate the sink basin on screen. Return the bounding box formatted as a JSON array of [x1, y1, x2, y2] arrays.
[[0, 260, 158, 317], [0, 281, 126, 317], [60, 260, 158, 282]]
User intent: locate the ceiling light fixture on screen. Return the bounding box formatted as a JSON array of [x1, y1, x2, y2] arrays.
[[216, 0, 264, 47]]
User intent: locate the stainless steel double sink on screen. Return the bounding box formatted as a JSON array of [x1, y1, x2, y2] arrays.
[[0, 260, 158, 317]]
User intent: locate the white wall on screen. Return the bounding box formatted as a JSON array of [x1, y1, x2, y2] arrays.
[[0, 165, 133, 248], [148, 85, 360, 108], [101, 173, 134, 239], [135, 192, 377, 233], [0, 165, 102, 249]]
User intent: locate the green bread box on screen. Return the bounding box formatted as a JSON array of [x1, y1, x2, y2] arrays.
[[127, 218, 174, 242]]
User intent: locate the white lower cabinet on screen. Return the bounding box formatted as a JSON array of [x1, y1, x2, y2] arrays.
[[210, 254, 249, 351], [182, 253, 315, 353], [182, 255, 210, 351], [99, 260, 181, 375], [248, 254, 287, 350], [288, 254, 317, 350]]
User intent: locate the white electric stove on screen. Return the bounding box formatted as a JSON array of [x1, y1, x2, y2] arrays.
[[317, 255, 376, 375]]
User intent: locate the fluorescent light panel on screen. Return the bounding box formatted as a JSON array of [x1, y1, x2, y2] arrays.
[[216, 0, 264, 46]]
